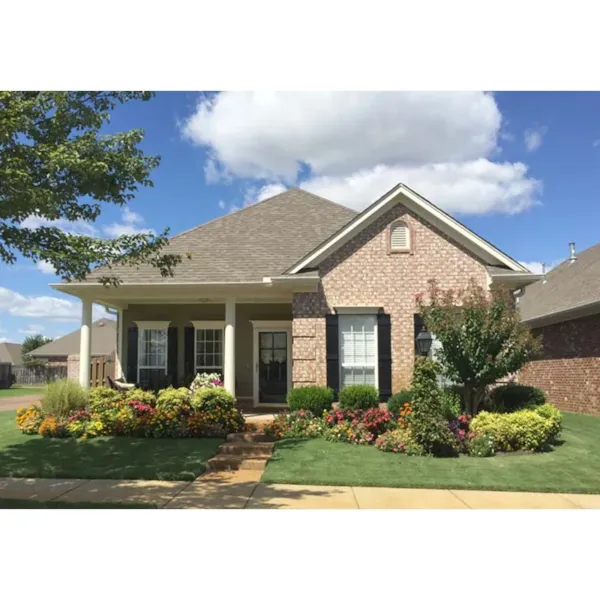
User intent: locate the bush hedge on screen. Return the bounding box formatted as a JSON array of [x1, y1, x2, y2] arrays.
[[41, 379, 87, 418], [286, 386, 334, 416], [489, 383, 546, 413], [470, 405, 561, 452], [338, 384, 379, 410]]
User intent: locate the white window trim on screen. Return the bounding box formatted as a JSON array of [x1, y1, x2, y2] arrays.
[[338, 314, 379, 390], [137, 325, 169, 384], [193, 321, 225, 373]]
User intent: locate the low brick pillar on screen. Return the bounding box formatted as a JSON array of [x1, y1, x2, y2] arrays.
[[67, 354, 80, 381]]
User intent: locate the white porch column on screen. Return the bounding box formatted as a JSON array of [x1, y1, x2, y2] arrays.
[[224, 299, 236, 395], [115, 308, 124, 379], [79, 299, 92, 389]]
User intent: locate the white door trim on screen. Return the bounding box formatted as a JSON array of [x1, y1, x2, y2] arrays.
[[252, 323, 292, 408]]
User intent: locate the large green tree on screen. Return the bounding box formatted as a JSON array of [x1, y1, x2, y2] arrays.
[[0, 92, 181, 285], [21, 334, 53, 366], [417, 279, 541, 414]]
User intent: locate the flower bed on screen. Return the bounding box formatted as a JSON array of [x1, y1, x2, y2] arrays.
[[16, 373, 245, 440]]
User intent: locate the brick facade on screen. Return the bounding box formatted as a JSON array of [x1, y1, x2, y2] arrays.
[[291, 203, 489, 392], [519, 313, 600, 415]]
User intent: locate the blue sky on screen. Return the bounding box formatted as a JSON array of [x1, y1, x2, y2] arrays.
[[1, 91, 599, 344]]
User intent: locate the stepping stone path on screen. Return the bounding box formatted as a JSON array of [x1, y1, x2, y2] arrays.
[[205, 432, 276, 472]]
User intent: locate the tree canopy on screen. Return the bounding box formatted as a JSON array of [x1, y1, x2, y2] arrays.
[[0, 91, 181, 285], [21, 334, 53, 366], [417, 280, 541, 414]]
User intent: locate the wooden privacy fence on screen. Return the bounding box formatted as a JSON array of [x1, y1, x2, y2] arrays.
[[90, 353, 115, 388], [13, 365, 67, 385]]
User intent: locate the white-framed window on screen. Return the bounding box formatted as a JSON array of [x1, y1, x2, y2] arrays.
[[390, 220, 410, 252], [339, 314, 378, 388], [135, 321, 170, 386], [192, 321, 224, 375]]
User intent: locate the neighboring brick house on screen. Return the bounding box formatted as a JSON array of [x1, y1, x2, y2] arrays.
[[28, 318, 116, 367], [518, 242, 600, 415], [51, 184, 539, 408]]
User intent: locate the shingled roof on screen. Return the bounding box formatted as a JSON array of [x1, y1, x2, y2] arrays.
[[90, 189, 357, 284], [518, 242, 600, 322], [29, 319, 116, 357]]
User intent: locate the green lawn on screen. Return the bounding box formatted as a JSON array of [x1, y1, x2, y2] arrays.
[[0, 411, 222, 481], [0, 499, 155, 509], [262, 412, 600, 494], [0, 385, 45, 398]]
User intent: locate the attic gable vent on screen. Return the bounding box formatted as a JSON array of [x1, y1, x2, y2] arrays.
[[389, 220, 410, 252]]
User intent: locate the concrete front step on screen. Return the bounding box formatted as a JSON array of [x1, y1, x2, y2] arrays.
[[206, 456, 268, 472], [218, 442, 274, 457], [227, 432, 276, 443]]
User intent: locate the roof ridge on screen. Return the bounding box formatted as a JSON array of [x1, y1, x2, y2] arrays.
[[168, 187, 306, 242], [287, 187, 358, 214]]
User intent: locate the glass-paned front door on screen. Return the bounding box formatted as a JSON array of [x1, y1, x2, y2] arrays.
[[258, 331, 288, 404]]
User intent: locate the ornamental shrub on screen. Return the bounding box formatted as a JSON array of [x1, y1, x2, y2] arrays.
[[338, 385, 379, 410], [388, 389, 412, 416], [189, 372, 223, 394], [375, 428, 424, 455], [192, 387, 236, 411], [41, 379, 87, 418], [489, 383, 546, 413], [534, 404, 562, 440], [467, 433, 496, 457], [156, 387, 192, 412], [470, 407, 560, 452], [409, 358, 458, 457], [190, 387, 243, 435], [440, 388, 462, 421], [287, 386, 334, 416], [16, 405, 43, 435], [125, 388, 157, 407], [88, 388, 123, 412]]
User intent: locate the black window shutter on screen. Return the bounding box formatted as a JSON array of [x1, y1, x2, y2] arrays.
[[184, 326, 195, 381], [377, 313, 392, 400], [168, 326, 178, 386], [127, 326, 138, 383], [325, 314, 340, 397]]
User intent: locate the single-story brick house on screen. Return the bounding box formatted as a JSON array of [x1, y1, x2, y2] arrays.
[[52, 184, 539, 409], [518, 242, 600, 415], [27, 318, 116, 367]]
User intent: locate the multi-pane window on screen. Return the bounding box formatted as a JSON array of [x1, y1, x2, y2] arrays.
[[339, 315, 377, 388], [195, 328, 223, 374], [138, 328, 168, 386]]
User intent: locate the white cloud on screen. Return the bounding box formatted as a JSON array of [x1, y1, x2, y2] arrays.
[[18, 324, 45, 335], [21, 215, 97, 236], [0, 337, 15, 343], [103, 208, 154, 237], [302, 160, 541, 215], [0, 287, 113, 323], [524, 125, 548, 152], [36, 260, 56, 275], [183, 92, 501, 180], [217, 200, 227, 210], [593, 139, 600, 147], [182, 92, 541, 216]]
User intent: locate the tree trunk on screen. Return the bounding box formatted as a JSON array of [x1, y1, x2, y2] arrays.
[[463, 383, 475, 415]]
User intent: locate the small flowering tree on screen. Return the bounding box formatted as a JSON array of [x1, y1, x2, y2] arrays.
[[417, 279, 540, 415]]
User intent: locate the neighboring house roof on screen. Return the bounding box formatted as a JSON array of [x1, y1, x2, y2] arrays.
[[89, 189, 357, 284], [28, 318, 116, 357], [519, 242, 600, 325], [0, 343, 23, 365], [288, 183, 528, 274]]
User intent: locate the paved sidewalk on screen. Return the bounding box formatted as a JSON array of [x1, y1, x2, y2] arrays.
[[1, 475, 600, 508], [0, 395, 42, 412]]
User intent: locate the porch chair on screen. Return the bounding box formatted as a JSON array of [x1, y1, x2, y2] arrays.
[[106, 375, 136, 392]]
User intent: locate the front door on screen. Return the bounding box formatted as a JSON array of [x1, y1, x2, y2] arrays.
[[254, 328, 291, 405]]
